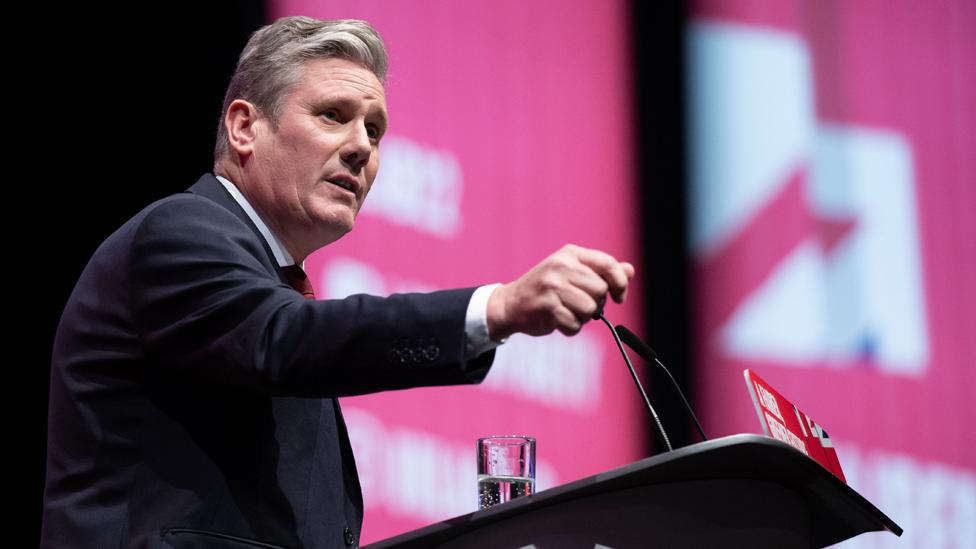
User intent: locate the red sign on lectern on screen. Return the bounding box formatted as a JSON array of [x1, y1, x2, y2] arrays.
[[744, 369, 846, 482]]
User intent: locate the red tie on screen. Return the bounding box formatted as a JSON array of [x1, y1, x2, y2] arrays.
[[282, 265, 316, 300]]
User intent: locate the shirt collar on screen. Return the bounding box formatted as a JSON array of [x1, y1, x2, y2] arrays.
[[215, 175, 297, 268]]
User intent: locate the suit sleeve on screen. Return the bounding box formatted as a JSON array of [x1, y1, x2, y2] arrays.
[[129, 195, 493, 397]]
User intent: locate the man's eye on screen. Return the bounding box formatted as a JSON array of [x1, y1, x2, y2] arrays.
[[367, 125, 380, 140], [322, 110, 339, 121]]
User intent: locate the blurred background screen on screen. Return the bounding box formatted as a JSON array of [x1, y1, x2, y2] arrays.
[[272, 0, 645, 542], [687, 1, 974, 547]]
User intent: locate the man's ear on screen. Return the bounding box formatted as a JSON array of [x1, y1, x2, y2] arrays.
[[224, 99, 262, 156]]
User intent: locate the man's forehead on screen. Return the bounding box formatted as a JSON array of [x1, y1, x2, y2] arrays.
[[299, 58, 386, 102]]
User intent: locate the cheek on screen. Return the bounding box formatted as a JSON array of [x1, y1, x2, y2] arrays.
[[366, 156, 381, 188]]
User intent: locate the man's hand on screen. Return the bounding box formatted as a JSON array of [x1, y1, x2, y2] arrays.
[[487, 244, 635, 341]]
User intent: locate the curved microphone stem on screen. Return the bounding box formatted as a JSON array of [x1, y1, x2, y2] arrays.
[[653, 355, 708, 442], [615, 325, 709, 443], [594, 313, 673, 452]]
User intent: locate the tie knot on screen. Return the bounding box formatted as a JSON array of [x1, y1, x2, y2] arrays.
[[282, 265, 316, 300]]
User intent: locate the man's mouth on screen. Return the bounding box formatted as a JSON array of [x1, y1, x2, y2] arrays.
[[327, 176, 358, 196]]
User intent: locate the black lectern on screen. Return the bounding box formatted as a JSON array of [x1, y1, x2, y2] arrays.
[[363, 434, 902, 548]]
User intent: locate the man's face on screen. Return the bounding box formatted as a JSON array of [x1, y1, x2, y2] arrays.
[[248, 57, 388, 255]]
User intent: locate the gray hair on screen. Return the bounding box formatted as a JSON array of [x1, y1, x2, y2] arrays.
[[213, 16, 388, 162]]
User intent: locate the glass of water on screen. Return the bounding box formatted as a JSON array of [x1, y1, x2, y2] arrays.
[[477, 436, 535, 510]]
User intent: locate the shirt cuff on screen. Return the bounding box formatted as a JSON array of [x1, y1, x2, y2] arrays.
[[465, 283, 504, 357]]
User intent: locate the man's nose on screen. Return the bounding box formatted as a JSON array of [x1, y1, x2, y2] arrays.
[[341, 122, 372, 170]]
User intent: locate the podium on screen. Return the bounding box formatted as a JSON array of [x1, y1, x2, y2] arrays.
[[363, 434, 902, 548]]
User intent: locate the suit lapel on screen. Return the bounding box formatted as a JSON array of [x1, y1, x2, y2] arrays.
[[186, 174, 286, 284], [187, 173, 365, 518]]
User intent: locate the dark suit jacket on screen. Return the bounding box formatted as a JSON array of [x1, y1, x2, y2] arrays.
[[42, 174, 494, 549]]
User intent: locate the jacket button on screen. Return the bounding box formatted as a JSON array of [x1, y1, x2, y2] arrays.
[[343, 526, 355, 547]]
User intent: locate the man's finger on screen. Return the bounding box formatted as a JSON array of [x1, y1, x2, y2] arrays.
[[553, 304, 583, 336], [565, 263, 610, 301], [575, 248, 630, 303], [556, 285, 603, 324]]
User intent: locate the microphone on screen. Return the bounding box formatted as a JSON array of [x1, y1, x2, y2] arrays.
[[593, 312, 673, 452], [615, 325, 708, 442]]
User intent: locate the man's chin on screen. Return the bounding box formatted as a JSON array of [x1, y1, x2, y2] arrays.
[[311, 217, 355, 248]]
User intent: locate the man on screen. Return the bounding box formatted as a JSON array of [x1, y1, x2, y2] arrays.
[[42, 16, 633, 549]]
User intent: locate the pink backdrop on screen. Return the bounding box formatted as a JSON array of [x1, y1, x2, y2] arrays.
[[688, 1, 975, 546], [271, 1, 643, 542]]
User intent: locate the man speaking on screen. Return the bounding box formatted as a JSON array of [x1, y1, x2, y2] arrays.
[[41, 16, 633, 549]]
